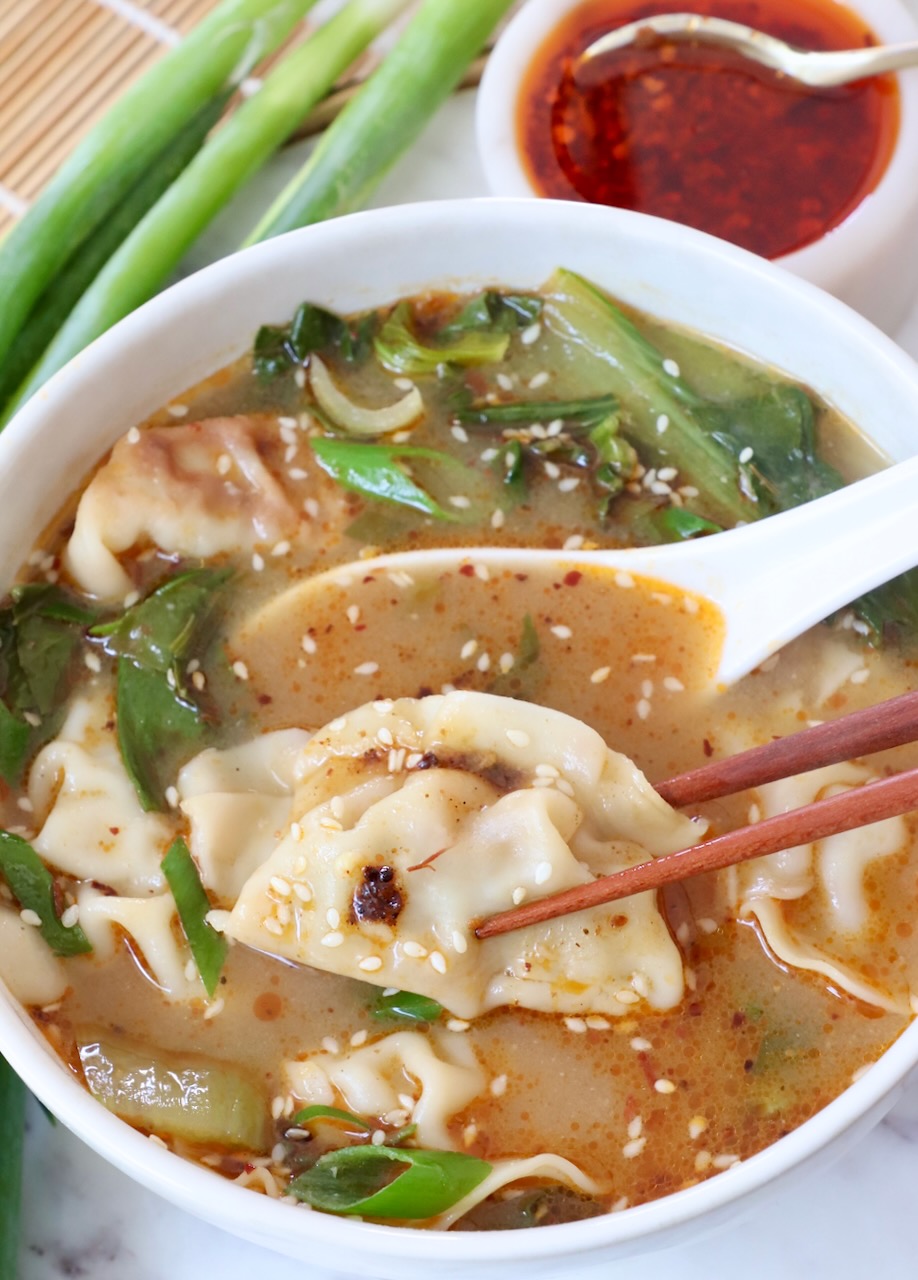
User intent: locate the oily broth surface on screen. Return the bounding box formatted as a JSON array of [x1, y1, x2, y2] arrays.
[[14, 292, 918, 1219]]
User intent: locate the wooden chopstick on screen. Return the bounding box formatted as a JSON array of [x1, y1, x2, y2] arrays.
[[475, 763, 918, 939], [655, 688, 918, 807]]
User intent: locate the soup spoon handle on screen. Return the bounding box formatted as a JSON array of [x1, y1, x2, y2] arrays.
[[580, 14, 918, 88]]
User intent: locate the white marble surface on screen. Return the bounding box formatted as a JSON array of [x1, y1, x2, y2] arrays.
[[16, 81, 918, 1280]]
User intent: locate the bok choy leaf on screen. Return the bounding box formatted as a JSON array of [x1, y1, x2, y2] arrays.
[[0, 831, 92, 956], [310, 438, 480, 521]]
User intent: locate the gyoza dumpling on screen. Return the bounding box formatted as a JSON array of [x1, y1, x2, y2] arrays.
[[224, 692, 703, 1020], [64, 417, 299, 600]]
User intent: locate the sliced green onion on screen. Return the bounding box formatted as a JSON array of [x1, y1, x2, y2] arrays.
[[310, 438, 478, 521], [654, 509, 723, 541], [162, 838, 227, 998], [79, 1037, 269, 1150], [374, 304, 510, 376], [0, 0, 317, 377], [457, 393, 619, 427], [371, 990, 443, 1023], [309, 354, 423, 435], [246, 0, 517, 240], [288, 1144, 492, 1218], [0, 1055, 25, 1280], [0, 831, 92, 957], [7, 0, 410, 418], [293, 1105, 373, 1131]]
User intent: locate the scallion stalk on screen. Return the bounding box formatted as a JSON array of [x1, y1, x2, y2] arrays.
[[0, 0, 319, 374], [6, 0, 409, 419], [0, 1055, 25, 1280], [245, 0, 517, 241]]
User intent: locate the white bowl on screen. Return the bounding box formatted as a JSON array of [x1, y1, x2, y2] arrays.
[[477, 0, 918, 334], [3, 198, 918, 1276]]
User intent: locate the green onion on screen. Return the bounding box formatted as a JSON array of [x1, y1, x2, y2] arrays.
[[0, 1055, 25, 1280], [374, 303, 510, 376], [293, 1105, 373, 1131], [79, 1037, 270, 1150], [371, 990, 443, 1023], [0, 94, 228, 417], [8, 0, 409, 418], [288, 1144, 492, 1218], [310, 438, 479, 521], [162, 838, 227, 998], [0, 0, 318, 376], [653, 509, 723, 541], [0, 831, 92, 956], [457, 393, 619, 427], [441, 291, 542, 337], [246, 0, 517, 240]]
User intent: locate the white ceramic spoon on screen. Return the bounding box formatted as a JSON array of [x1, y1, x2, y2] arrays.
[[304, 455, 918, 686]]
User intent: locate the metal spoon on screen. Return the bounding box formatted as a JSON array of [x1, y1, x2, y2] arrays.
[[578, 13, 918, 88], [280, 454, 918, 687]]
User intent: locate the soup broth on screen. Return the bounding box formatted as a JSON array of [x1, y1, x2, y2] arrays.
[[2, 271, 916, 1230]]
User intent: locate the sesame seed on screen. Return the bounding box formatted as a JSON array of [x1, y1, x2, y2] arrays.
[[534, 861, 552, 885], [627, 1116, 643, 1140], [512, 887, 526, 906], [474, 563, 490, 582], [20, 908, 42, 927], [564, 1017, 587, 1034], [462, 1123, 478, 1148], [551, 625, 572, 639], [388, 747, 406, 773], [663, 676, 685, 693], [22, 711, 41, 728], [529, 371, 550, 389], [354, 661, 379, 676], [402, 941, 428, 959], [662, 358, 680, 377], [850, 668, 870, 685], [697, 917, 717, 934], [654, 1078, 676, 1094], [167, 403, 188, 418], [556, 779, 575, 797], [460, 638, 478, 660], [738, 446, 754, 464], [590, 666, 611, 685], [747, 803, 761, 824], [544, 461, 561, 480], [636, 698, 651, 720], [563, 534, 585, 551], [452, 930, 468, 954], [586, 1016, 610, 1030], [429, 950, 447, 974], [641, 679, 654, 698], [447, 1018, 470, 1033], [294, 367, 307, 388], [695, 1150, 712, 1172], [656, 414, 669, 434], [289, 467, 307, 481], [203, 997, 224, 1020], [192, 671, 206, 691], [476, 652, 491, 672], [657, 467, 678, 482], [688, 1116, 708, 1140], [321, 1037, 340, 1055], [165, 786, 179, 809], [558, 476, 580, 493], [350, 1030, 368, 1048], [293, 882, 312, 903], [301, 634, 317, 655], [491, 509, 505, 529], [449, 495, 471, 510], [290, 823, 305, 844], [615, 571, 634, 589], [378, 726, 394, 747], [682, 596, 700, 615], [713, 1154, 740, 1170], [451, 425, 469, 444], [506, 728, 530, 748], [319, 816, 343, 832], [630, 1036, 652, 1051], [252, 553, 265, 572], [321, 932, 344, 948], [393, 377, 414, 391], [216, 453, 232, 476], [520, 322, 541, 345], [271, 1095, 285, 1120], [304, 497, 320, 518], [358, 955, 383, 972], [481, 447, 498, 463], [490, 1074, 508, 1097], [232, 660, 249, 681], [328, 717, 347, 732], [623, 1137, 646, 1159], [61, 904, 80, 929], [499, 652, 514, 674], [325, 907, 340, 929], [271, 540, 291, 557], [84, 651, 101, 674], [126, 426, 141, 444], [615, 990, 640, 1005], [263, 917, 284, 936]]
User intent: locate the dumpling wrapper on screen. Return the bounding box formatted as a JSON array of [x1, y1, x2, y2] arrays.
[[225, 692, 703, 1020]]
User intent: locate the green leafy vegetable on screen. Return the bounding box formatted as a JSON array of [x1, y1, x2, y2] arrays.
[[0, 584, 97, 783], [0, 831, 92, 956], [518, 613, 540, 669], [310, 438, 479, 521], [95, 569, 228, 811], [79, 1037, 269, 1149], [293, 1105, 373, 1131], [162, 837, 227, 997], [0, 1055, 25, 1280], [442, 291, 542, 337], [456, 393, 618, 428], [254, 301, 378, 379], [371, 989, 443, 1023], [374, 303, 510, 375], [652, 508, 723, 542], [288, 1143, 491, 1218], [492, 438, 527, 505]]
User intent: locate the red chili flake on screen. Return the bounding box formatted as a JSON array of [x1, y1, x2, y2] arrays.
[[518, 0, 899, 259], [564, 570, 583, 587], [702, 738, 714, 758], [460, 564, 476, 577]]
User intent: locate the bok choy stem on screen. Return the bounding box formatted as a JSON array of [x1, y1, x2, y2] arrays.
[[7, 0, 409, 419], [0, 0, 317, 374], [245, 0, 517, 241]]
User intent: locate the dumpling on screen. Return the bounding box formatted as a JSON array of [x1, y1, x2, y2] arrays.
[[178, 729, 312, 899], [64, 417, 299, 600], [226, 693, 702, 1020], [737, 761, 909, 1013], [28, 691, 174, 895], [284, 1029, 486, 1149], [77, 885, 204, 1003]]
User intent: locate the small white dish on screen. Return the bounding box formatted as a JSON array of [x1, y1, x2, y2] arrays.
[[477, 0, 918, 333], [3, 198, 918, 1275]]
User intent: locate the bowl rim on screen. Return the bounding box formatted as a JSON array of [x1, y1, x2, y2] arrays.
[[2, 195, 918, 1266], [475, 0, 918, 277]]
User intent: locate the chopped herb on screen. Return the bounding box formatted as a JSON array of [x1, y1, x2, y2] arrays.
[[0, 830, 92, 956], [288, 1143, 491, 1218], [371, 989, 443, 1023], [310, 438, 481, 522], [375, 302, 510, 376], [162, 837, 227, 997], [253, 301, 377, 379]]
